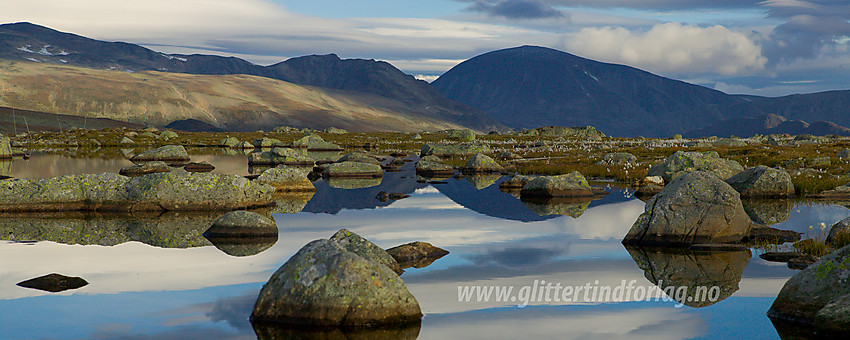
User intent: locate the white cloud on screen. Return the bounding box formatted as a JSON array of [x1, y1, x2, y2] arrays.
[[564, 23, 768, 76]]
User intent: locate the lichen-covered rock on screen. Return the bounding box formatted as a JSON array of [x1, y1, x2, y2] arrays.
[[119, 161, 171, 177], [237, 141, 255, 149], [495, 151, 522, 160], [253, 137, 283, 148], [337, 152, 380, 165], [0, 172, 275, 212], [520, 171, 594, 198], [827, 217, 850, 246], [250, 229, 418, 326], [420, 143, 490, 157], [0, 135, 12, 159], [323, 161, 383, 178], [256, 166, 315, 192], [459, 153, 504, 173], [290, 134, 343, 151], [324, 127, 347, 134], [768, 245, 850, 335], [648, 151, 743, 182], [725, 165, 794, 197], [448, 129, 476, 141], [249, 148, 315, 166], [219, 137, 241, 148], [203, 210, 277, 238], [325, 177, 382, 189], [499, 175, 536, 190], [623, 171, 753, 246], [386, 241, 449, 269], [159, 130, 179, 139], [130, 145, 190, 163]]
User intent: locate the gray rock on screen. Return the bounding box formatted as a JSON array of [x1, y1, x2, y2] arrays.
[[768, 244, 850, 333], [459, 153, 505, 173], [725, 165, 794, 197], [0, 172, 275, 212], [498, 175, 536, 190], [448, 129, 476, 141], [255, 166, 315, 192], [253, 137, 282, 148], [623, 171, 753, 246], [648, 151, 743, 182], [827, 216, 850, 246], [495, 151, 523, 160], [322, 161, 383, 178], [324, 127, 347, 134], [810, 156, 831, 167], [203, 211, 277, 238], [324, 177, 382, 189], [415, 160, 455, 177], [249, 148, 315, 166], [250, 229, 419, 326], [120, 137, 135, 145], [159, 131, 178, 139], [519, 171, 594, 198], [291, 134, 343, 151], [130, 145, 190, 163], [236, 141, 255, 149], [219, 137, 241, 148], [386, 241, 449, 269], [839, 148, 850, 160], [119, 161, 171, 177]]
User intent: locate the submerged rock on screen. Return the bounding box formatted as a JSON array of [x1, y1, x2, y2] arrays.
[[16, 273, 89, 293], [386, 241, 449, 269], [250, 229, 419, 326], [623, 171, 753, 247], [520, 171, 594, 198], [648, 151, 743, 182], [768, 245, 850, 336], [725, 166, 794, 197], [130, 145, 190, 164]]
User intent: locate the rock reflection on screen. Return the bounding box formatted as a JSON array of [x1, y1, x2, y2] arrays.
[[0, 211, 221, 248], [464, 174, 501, 190], [520, 197, 593, 218], [625, 246, 751, 307], [324, 177, 383, 189], [16, 273, 89, 293], [741, 199, 793, 225], [268, 192, 315, 214], [252, 321, 421, 340], [205, 235, 278, 257]]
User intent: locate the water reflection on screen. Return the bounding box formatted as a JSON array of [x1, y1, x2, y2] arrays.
[[252, 322, 422, 340], [742, 199, 793, 225], [625, 246, 751, 307], [521, 197, 593, 218], [0, 211, 220, 248]]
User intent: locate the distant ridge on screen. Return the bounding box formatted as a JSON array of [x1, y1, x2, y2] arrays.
[[685, 114, 850, 137], [0, 22, 503, 132]]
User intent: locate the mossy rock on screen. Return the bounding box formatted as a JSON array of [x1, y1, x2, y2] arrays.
[[520, 171, 593, 198]]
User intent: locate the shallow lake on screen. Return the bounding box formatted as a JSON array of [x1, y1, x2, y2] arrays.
[[0, 149, 845, 339]]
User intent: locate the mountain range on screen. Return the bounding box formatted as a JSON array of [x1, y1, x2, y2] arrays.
[[684, 114, 850, 138], [3, 22, 850, 137], [0, 22, 502, 132]]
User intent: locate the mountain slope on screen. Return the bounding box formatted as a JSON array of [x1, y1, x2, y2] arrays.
[[0, 60, 478, 132], [432, 46, 749, 137], [0, 22, 502, 132]]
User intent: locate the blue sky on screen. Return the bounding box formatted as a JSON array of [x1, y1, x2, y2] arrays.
[[3, 0, 850, 96]]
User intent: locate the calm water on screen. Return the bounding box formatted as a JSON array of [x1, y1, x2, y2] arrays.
[[1, 149, 846, 339]]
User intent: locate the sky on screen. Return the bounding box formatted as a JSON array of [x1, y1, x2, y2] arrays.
[[2, 0, 850, 96]]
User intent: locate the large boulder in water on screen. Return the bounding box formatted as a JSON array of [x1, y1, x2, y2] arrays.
[[130, 145, 190, 163], [336, 152, 381, 166], [250, 229, 419, 326], [459, 153, 505, 173], [322, 161, 383, 178], [768, 245, 850, 336], [203, 211, 277, 238], [725, 165, 794, 197], [648, 151, 743, 182], [249, 148, 315, 166], [623, 171, 753, 246], [255, 166, 315, 192], [519, 171, 594, 198]]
